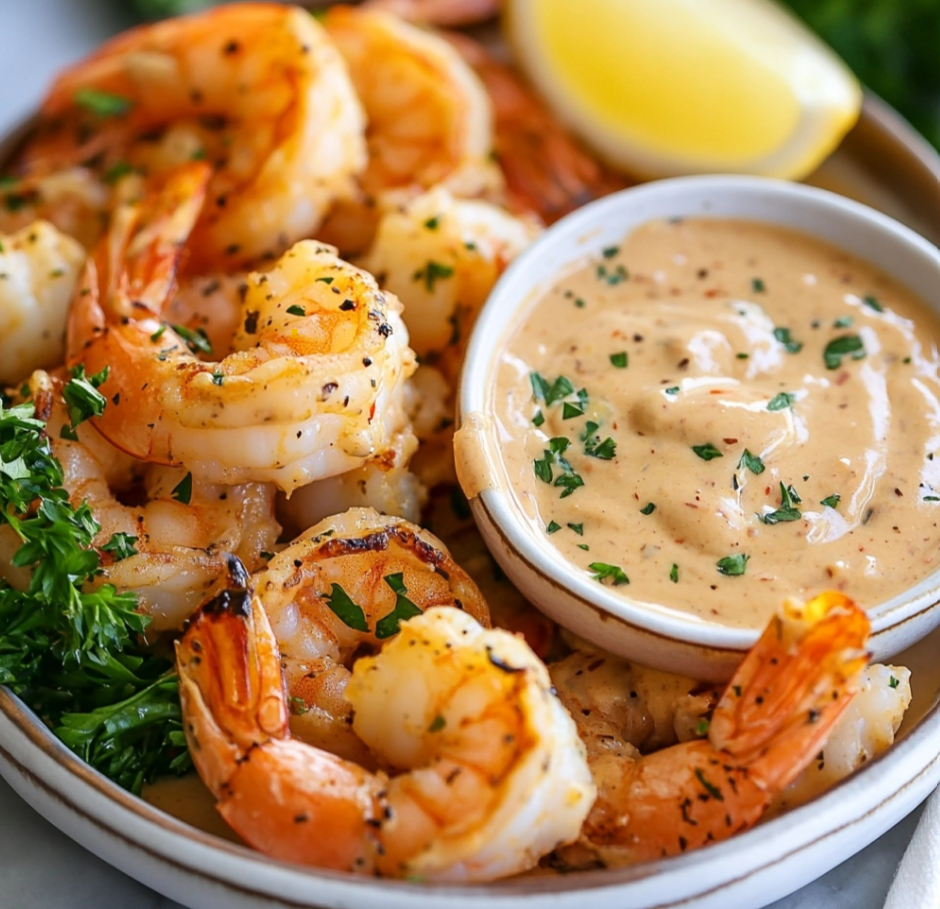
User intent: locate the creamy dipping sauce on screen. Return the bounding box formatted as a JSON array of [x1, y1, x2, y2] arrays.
[[491, 218, 940, 628]]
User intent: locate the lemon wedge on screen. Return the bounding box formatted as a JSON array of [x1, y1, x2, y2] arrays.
[[505, 0, 862, 180]]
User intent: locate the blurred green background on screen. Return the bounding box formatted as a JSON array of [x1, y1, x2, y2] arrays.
[[125, 0, 940, 151]]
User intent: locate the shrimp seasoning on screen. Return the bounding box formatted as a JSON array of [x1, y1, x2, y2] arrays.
[[489, 218, 940, 628]]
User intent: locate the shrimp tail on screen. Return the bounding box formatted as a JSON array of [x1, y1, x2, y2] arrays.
[[176, 566, 385, 873], [575, 591, 870, 863], [709, 590, 871, 790], [177, 560, 289, 792]]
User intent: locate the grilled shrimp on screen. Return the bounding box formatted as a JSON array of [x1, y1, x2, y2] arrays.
[[0, 371, 279, 631], [176, 563, 595, 880], [317, 5, 501, 255], [0, 221, 85, 385], [11, 3, 365, 270], [554, 591, 870, 868], [65, 164, 416, 492], [359, 186, 537, 365], [253, 507, 489, 762]]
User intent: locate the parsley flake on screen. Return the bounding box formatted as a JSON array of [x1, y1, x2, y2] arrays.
[[609, 351, 628, 368], [862, 295, 884, 313], [738, 449, 765, 474], [773, 326, 803, 354], [324, 583, 369, 632], [692, 443, 723, 461], [716, 553, 749, 576], [760, 483, 802, 524], [767, 391, 795, 411], [101, 532, 138, 561], [546, 520, 561, 534], [640, 502, 656, 515], [286, 304, 306, 316], [172, 324, 212, 355], [589, 562, 629, 586], [171, 472, 193, 505], [413, 260, 454, 292], [63, 364, 109, 431], [74, 87, 132, 117], [820, 493, 841, 509], [824, 335, 866, 369], [375, 573, 423, 639]]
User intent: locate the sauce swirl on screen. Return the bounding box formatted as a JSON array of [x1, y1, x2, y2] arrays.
[[491, 218, 940, 628]]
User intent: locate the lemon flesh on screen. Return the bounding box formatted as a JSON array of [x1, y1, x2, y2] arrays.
[[506, 0, 862, 180]]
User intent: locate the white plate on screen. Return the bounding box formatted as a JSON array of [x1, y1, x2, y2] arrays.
[[1, 3, 939, 905], [2, 618, 939, 909]]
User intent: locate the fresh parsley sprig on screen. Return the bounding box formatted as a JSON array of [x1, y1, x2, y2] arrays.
[[0, 391, 190, 794]]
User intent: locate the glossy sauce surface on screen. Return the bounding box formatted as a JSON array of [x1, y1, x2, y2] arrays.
[[492, 218, 940, 628]]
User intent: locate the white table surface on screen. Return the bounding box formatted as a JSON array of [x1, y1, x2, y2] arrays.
[[0, 1, 930, 907]]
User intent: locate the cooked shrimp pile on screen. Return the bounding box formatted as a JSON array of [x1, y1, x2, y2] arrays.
[[0, 0, 913, 883]]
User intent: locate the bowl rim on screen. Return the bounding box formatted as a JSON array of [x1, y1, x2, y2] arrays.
[[457, 173, 940, 652]]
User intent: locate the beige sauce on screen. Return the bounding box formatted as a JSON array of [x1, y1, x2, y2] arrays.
[[491, 218, 940, 628]]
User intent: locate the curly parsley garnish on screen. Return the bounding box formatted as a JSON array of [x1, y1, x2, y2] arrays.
[[0, 395, 190, 794]]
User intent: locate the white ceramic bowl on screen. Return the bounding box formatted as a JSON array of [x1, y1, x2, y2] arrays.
[[457, 175, 940, 681]]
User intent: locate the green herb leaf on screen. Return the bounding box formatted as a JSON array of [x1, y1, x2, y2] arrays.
[[589, 562, 629, 586], [692, 443, 723, 461], [889, 675, 899, 689], [670, 563, 679, 583], [760, 482, 802, 524], [773, 326, 803, 354], [820, 493, 841, 509], [862, 295, 884, 313], [738, 449, 765, 474], [640, 502, 656, 515], [286, 304, 306, 316], [665, 386, 680, 395], [609, 351, 628, 368], [428, 715, 446, 732], [833, 315, 854, 328], [546, 520, 561, 534], [171, 324, 212, 355], [751, 278, 766, 293], [423, 216, 440, 230], [101, 532, 138, 561], [413, 260, 454, 292], [767, 391, 795, 411], [325, 583, 369, 632], [562, 401, 584, 420], [555, 472, 585, 498], [602, 245, 620, 259], [375, 573, 423, 639], [567, 522, 583, 535], [716, 553, 749, 576], [824, 334, 865, 369], [171, 472, 193, 505], [531, 409, 545, 427], [74, 87, 132, 117], [63, 364, 109, 431], [585, 436, 616, 460]]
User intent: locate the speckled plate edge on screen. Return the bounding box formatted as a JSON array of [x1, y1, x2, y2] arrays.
[[0, 95, 938, 909], [1, 679, 939, 909]]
